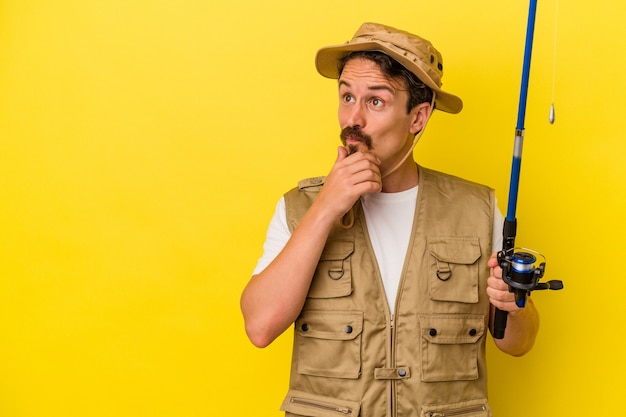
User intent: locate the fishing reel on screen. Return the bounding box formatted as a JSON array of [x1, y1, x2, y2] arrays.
[[497, 247, 563, 308]]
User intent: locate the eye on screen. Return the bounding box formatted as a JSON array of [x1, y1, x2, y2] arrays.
[[343, 93, 354, 103], [370, 97, 384, 107]]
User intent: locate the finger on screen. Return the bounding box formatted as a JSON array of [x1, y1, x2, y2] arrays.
[[490, 265, 503, 280], [336, 146, 349, 162], [486, 285, 516, 308], [487, 275, 509, 292], [350, 171, 383, 194], [487, 252, 499, 268], [490, 297, 519, 312]]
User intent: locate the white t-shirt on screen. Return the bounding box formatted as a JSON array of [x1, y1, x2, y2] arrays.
[[253, 186, 504, 313]]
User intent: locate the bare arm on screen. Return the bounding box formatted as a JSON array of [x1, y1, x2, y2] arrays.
[[240, 147, 381, 348], [487, 253, 540, 356]]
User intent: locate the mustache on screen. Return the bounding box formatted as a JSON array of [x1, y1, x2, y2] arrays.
[[340, 126, 372, 152]]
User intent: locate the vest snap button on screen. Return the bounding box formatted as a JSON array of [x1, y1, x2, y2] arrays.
[[345, 325, 353, 334], [429, 328, 437, 337], [398, 368, 407, 377], [301, 323, 309, 332], [469, 328, 477, 336]]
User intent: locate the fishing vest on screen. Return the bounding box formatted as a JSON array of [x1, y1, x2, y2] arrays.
[[280, 166, 495, 417]]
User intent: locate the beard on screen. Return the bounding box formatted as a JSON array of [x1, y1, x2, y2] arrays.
[[340, 126, 373, 155]]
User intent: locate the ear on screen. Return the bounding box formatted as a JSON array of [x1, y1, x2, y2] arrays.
[[409, 102, 432, 135]]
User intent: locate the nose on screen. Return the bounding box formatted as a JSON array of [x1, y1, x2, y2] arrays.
[[345, 102, 366, 129]]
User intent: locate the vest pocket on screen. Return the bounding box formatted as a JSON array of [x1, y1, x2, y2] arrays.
[[308, 240, 354, 299], [295, 310, 363, 379], [281, 389, 361, 417], [428, 236, 481, 303], [420, 398, 491, 417], [418, 314, 484, 382]]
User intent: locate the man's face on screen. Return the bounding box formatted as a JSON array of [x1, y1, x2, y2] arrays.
[[338, 57, 423, 171]]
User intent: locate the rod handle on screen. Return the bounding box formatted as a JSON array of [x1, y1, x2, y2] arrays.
[[493, 308, 508, 339]]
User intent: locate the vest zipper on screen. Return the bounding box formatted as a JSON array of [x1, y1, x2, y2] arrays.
[[427, 404, 487, 417], [389, 314, 395, 417], [289, 397, 353, 415]]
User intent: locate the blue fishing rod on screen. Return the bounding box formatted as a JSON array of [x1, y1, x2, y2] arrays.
[[493, 0, 563, 340]]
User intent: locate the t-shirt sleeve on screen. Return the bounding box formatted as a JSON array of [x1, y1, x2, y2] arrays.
[[252, 196, 291, 276], [492, 199, 504, 253]]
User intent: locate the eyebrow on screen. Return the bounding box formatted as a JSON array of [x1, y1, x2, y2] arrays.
[[338, 80, 396, 95]]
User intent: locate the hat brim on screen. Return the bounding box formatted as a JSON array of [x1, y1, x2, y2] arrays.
[[315, 41, 463, 114]]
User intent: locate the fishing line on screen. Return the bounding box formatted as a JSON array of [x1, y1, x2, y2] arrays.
[[549, 0, 559, 124]]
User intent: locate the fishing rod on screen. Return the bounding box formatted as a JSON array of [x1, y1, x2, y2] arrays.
[[493, 0, 563, 340]]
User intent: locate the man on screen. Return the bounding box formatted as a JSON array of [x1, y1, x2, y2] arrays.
[[241, 22, 539, 417]]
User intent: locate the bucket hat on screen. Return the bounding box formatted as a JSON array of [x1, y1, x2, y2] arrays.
[[315, 22, 463, 114]]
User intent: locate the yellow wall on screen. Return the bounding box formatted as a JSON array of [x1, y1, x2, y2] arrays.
[[1, 1, 624, 416]]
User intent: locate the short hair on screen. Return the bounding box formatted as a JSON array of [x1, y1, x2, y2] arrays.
[[338, 50, 434, 113]]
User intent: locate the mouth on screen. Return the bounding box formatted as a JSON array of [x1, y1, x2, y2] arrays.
[[344, 135, 362, 145], [341, 127, 372, 152]]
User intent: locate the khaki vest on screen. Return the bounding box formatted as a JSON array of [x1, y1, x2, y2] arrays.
[[280, 166, 495, 417]]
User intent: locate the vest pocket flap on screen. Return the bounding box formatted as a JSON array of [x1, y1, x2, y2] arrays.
[[281, 389, 361, 417], [319, 240, 354, 261], [419, 314, 485, 344], [296, 310, 363, 341], [428, 236, 481, 264]]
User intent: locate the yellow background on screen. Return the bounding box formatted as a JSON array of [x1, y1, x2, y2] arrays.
[[1, 0, 624, 416]]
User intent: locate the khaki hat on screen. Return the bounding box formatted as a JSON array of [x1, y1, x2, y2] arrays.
[[315, 22, 463, 114]]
